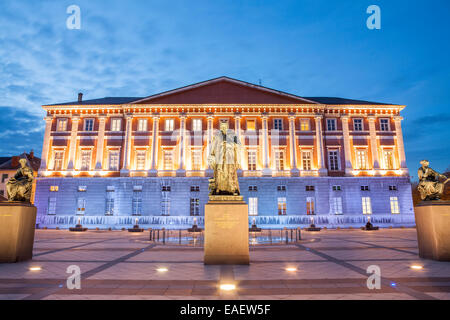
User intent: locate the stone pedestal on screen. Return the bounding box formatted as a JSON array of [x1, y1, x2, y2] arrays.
[[204, 196, 249, 265], [0, 202, 37, 263], [415, 201, 450, 261]]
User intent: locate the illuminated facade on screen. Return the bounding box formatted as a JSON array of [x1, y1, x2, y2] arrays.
[[35, 77, 414, 229]]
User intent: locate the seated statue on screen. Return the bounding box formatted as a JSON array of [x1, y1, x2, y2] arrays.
[[6, 158, 34, 202], [417, 160, 449, 201]]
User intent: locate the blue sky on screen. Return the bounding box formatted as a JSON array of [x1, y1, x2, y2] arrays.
[[0, 0, 449, 177]]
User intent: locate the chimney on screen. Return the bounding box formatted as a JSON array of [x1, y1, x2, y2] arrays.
[[78, 92, 83, 103], [29, 150, 34, 159]]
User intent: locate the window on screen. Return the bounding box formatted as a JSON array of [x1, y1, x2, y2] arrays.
[[248, 150, 257, 171], [162, 186, 171, 192], [306, 185, 315, 191], [192, 119, 202, 132], [326, 118, 337, 131], [273, 118, 283, 130], [105, 190, 114, 216], [277, 185, 286, 192], [57, 118, 67, 131], [247, 119, 256, 131], [353, 119, 363, 131], [78, 186, 87, 192], [390, 196, 400, 214], [84, 118, 94, 131], [191, 149, 202, 170], [80, 150, 92, 171], [306, 197, 315, 215], [163, 150, 174, 170], [132, 192, 142, 216], [161, 191, 170, 216], [275, 150, 285, 171], [328, 150, 340, 171], [301, 150, 312, 170], [300, 119, 310, 131], [53, 150, 64, 170], [249, 197, 258, 215], [190, 186, 200, 192], [50, 186, 59, 192], [389, 185, 397, 191], [356, 149, 368, 170], [380, 118, 390, 131], [332, 185, 341, 191], [248, 185, 258, 191], [278, 197, 287, 215], [383, 150, 394, 170], [77, 198, 86, 215], [331, 197, 343, 214], [362, 197, 372, 214], [47, 197, 56, 215], [190, 198, 200, 216], [2, 174, 8, 183], [108, 151, 120, 170], [361, 185, 370, 191], [111, 118, 122, 132], [136, 150, 146, 170], [165, 119, 174, 131], [137, 119, 147, 132]]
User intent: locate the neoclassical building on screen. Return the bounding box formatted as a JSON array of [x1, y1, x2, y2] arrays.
[[35, 77, 415, 229]]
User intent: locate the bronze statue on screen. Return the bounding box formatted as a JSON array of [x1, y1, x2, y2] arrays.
[[208, 122, 241, 195], [6, 158, 34, 202], [417, 160, 449, 201]]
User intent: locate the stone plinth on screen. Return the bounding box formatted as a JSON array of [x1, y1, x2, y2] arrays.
[[204, 196, 249, 265], [415, 201, 450, 261], [0, 202, 37, 263]]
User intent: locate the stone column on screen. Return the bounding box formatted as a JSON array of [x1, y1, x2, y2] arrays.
[[314, 115, 327, 176], [39, 116, 54, 174], [261, 113, 272, 176], [205, 114, 214, 177], [66, 115, 80, 173], [368, 115, 380, 170], [341, 115, 353, 175], [289, 114, 299, 176], [120, 114, 133, 176], [176, 114, 187, 177], [234, 113, 244, 177], [394, 116, 408, 172], [95, 115, 107, 171], [149, 114, 159, 177]]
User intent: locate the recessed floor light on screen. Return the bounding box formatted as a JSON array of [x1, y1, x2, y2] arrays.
[[410, 265, 423, 270], [156, 267, 168, 272], [29, 267, 42, 271], [220, 284, 236, 291], [285, 267, 298, 272]]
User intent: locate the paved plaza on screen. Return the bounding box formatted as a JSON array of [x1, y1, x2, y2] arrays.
[[1, 228, 449, 300]]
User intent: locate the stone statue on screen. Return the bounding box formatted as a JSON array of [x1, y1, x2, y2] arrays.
[[417, 160, 449, 201], [6, 158, 34, 202], [208, 122, 241, 195]]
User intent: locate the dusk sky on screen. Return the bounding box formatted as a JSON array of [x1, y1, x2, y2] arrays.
[[0, 0, 449, 177]]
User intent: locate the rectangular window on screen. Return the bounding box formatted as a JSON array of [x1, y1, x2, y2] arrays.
[[300, 119, 310, 131], [275, 150, 285, 171], [165, 119, 174, 131], [247, 119, 256, 131], [326, 118, 337, 131], [362, 197, 372, 214], [332, 185, 341, 191], [77, 198, 86, 215], [190, 198, 200, 216], [2, 174, 8, 183], [105, 190, 114, 216], [84, 118, 94, 131], [247, 149, 257, 171], [301, 150, 312, 170], [390, 196, 400, 214], [328, 150, 340, 171], [111, 118, 122, 132], [278, 197, 287, 215], [57, 118, 67, 131], [132, 192, 142, 216], [380, 118, 390, 131], [356, 149, 368, 170], [273, 118, 283, 130], [249, 197, 258, 216], [47, 197, 56, 215], [306, 197, 315, 215], [108, 151, 120, 171], [80, 150, 92, 171], [361, 185, 370, 191], [190, 186, 200, 192], [50, 186, 59, 192], [306, 185, 315, 191], [191, 149, 202, 171], [163, 150, 174, 170], [332, 197, 343, 214], [53, 150, 64, 170], [161, 192, 170, 216], [383, 150, 394, 170], [162, 186, 171, 192], [248, 185, 258, 191], [353, 119, 363, 131], [389, 185, 397, 191], [192, 119, 202, 132], [136, 150, 146, 170], [78, 186, 87, 192], [277, 185, 286, 192], [137, 119, 147, 132]]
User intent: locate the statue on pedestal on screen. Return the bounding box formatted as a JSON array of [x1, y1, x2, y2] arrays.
[[6, 159, 34, 202], [208, 122, 241, 196], [417, 160, 449, 201]]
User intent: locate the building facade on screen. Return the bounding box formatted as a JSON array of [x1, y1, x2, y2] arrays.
[[35, 77, 415, 229]]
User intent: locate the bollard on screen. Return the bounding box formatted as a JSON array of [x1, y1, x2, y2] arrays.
[[269, 229, 272, 244], [290, 229, 293, 242], [179, 229, 181, 244], [157, 229, 160, 241], [162, 228, 166, 244], [149, 228, 153, 241], [297, 227, 302, 241], [284, 227, 288, 244]]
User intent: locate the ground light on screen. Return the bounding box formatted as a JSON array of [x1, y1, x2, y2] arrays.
[[410, 265, 423, 270], [285, 267, 298, 272], [219, 284, 236, 291], [156, 267, 168, 273], [29, 267, 42, 271]]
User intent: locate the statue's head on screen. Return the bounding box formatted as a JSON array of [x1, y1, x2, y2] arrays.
[[420, 160, 429, 168], [220, 121, 229, 134], [19, 158, 27, 168]]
